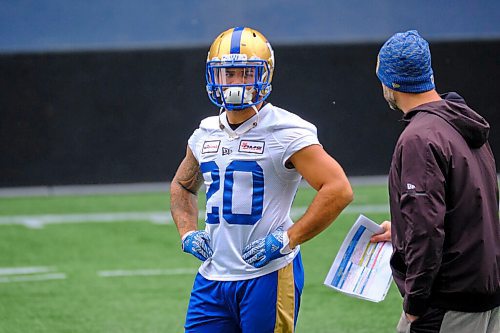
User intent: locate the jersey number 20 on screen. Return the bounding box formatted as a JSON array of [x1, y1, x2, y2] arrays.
[[200, 160, 264, 225]]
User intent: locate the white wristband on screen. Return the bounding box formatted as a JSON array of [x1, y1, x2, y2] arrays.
[[181, 230, 195, 242], [280, 230, 293, 255]]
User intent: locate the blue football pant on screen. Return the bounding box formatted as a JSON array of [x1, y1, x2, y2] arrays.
[[185, 253, 304, 333]]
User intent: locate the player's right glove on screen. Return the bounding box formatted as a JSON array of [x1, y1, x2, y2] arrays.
[[242, 227, 292, 268], [181, 230, 213, 262]]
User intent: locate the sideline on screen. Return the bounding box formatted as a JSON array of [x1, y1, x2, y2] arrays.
[[0, 176, 389, 198]]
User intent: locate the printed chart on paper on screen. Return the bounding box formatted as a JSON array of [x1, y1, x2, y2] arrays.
[[324, 215, 393, 302]]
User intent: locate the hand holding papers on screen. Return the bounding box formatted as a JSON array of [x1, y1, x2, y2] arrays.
[[324, 215, 393, 302]]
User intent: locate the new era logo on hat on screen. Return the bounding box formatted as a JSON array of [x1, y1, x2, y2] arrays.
[[376, 30, 435, 93]]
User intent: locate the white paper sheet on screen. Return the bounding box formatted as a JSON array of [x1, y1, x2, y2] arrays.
[[324, 214, 393, 302]]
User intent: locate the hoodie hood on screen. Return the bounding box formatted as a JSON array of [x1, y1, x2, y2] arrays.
[[405, 92, 490, 148]]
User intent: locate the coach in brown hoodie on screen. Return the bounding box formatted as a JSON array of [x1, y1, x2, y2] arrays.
[[371, 30, 499, 333]]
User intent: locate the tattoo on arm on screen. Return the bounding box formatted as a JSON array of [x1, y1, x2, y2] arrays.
[[170, 149, 203, 237], [177, 182, 198, 195], [174, 158, 203, 195]]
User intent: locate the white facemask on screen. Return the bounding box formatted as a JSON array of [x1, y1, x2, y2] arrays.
[[223, 87, 254, 105]]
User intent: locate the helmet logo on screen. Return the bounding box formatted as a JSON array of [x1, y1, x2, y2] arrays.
[[221, 54, 247, 62]]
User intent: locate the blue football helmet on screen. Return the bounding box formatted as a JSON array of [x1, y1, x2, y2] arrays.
[[206, 27, 275, 111]]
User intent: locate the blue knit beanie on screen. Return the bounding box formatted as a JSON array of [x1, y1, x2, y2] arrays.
[[376, 30, 435, 93]]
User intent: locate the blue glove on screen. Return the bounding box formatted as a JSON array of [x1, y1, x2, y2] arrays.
[[242, 227, 292, 268], [182, 230, 213, 262]]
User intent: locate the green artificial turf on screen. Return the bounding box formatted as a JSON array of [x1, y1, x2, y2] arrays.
[[0, 184, 401, 332]]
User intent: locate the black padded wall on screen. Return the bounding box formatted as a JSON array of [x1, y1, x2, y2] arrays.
[[1, 41, 498, 186]]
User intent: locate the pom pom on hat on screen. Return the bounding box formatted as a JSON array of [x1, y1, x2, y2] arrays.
[[376, 30, 435, 93]]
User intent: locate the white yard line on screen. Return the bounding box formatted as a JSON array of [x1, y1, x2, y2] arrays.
[[0, 266, 65, 284], [0, 273, 66, 283], [0, 265, 195, 283], [0, 211, 171, 229], [98, 268, 197, 277], [0, 266, 54, 276], [0, 176, 391, 198], [0, 204, 390, 229]]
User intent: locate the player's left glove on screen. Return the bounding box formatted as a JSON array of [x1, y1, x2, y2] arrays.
[[242, 227, 293, 268]]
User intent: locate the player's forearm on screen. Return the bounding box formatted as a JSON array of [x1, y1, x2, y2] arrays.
[[287, 182, 353, 248], [170, 181, 199, 238]]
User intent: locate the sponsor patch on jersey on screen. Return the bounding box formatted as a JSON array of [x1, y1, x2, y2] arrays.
[[239, 140, 265, 154], [202, 140, 221, 154]]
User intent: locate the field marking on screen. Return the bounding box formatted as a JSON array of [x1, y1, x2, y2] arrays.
[[0, 211, 171, 229], [0, 266, 194, 283], [0, 176, 392, 198], [0, 273, 66, 283], [0, 266, 54, 276], [98, 268, 197, 277], [0, 204, 390, 229], [0, 266, 66, 284]]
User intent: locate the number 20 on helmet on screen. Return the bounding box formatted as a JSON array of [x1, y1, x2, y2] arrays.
[[206, 27, 275, 111]]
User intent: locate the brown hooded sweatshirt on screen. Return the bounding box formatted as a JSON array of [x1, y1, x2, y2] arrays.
[[388, 92, 500, 316]]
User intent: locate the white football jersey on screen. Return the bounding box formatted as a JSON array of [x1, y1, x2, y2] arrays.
[[188, 103, 320, 281]]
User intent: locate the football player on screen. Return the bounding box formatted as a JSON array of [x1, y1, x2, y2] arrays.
[[170, 26, 353, 333]]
